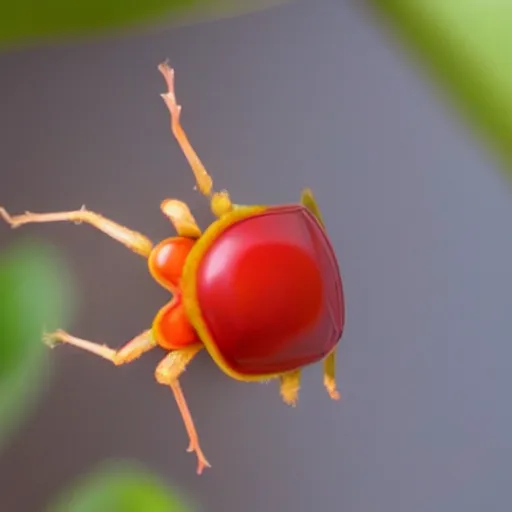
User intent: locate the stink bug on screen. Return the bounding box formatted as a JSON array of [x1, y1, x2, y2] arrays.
[[0, 62, 345, 474]]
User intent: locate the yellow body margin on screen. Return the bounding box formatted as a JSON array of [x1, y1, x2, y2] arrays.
[[181, 204, 285, 382]]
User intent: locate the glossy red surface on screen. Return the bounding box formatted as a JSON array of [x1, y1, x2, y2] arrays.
[[196, 205, 344, 375]]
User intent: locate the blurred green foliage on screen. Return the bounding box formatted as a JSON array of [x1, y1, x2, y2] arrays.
[[0, 0, 191, 46], [371, 0, 512, 181], [0, 239, 73, 448], [0, 241, 193, 506], [48, 462, 192, 511], [0, 0, 290, 49]]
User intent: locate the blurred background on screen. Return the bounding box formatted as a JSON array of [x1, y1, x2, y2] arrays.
[[1, 0, 512, 511]]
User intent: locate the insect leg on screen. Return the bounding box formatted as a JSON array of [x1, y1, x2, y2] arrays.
[[158, 61, 212, 196], [158, 62, 233, 218], [300, 188, 325, 227], [279, 369, 302, 406], [160, 199, 202, 238], [0, 207, 153, 258], [43, 329, 156, 365], [323, 349, 341, 400], [155, 345, 210, 475]]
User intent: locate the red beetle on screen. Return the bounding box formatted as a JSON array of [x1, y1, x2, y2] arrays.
[[0, 62, 345, 474]]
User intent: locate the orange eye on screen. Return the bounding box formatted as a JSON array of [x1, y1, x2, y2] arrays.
[[148, 236, 196, 290]]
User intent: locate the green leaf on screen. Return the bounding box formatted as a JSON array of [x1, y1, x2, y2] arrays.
[[0, 0, 291, 49], [370, 0, 512, 180], [48, 461, 192, 512], [0, 239, 73, 447]]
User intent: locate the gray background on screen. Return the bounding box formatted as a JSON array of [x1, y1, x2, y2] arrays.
[[1, 1, 512, 511]]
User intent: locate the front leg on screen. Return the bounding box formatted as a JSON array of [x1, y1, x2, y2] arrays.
[[158, 62, 233, 219], [160, 199, 202, 238], [155, 345, 210, 475], [0, 206, 153, 258]]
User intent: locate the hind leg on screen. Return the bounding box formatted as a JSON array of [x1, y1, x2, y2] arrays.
[[279, 369, 302, 406], [323, 349, 341, 400]]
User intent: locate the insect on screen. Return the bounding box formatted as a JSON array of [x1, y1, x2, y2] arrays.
[[0, 62, 345, 474]]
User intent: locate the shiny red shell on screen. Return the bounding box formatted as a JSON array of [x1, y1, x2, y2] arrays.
[[194, 204, 344, 376]]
